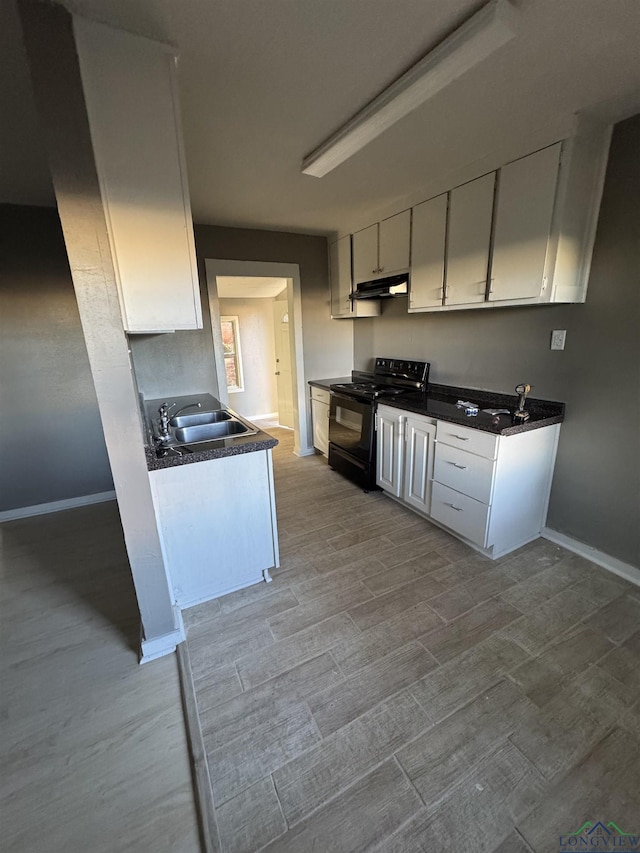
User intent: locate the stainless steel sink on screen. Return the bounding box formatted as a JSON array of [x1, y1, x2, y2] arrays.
[[170, 410, 232, 428], [173, 419, 256, 443]]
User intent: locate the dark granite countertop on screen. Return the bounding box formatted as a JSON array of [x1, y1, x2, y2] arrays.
[[141, 393, 278, 471], [380, 383, 565, 436], [308, 376, 354, 391]]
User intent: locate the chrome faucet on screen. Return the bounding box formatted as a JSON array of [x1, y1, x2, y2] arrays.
[[173, 401, 202, 419], [156, 400, 202, 443], [157, 402, 175, 441]]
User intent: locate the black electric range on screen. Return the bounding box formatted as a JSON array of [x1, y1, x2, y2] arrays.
[[328, 358, 430, 491]]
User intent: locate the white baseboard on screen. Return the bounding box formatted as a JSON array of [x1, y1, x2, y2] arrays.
[[0, 490, 117, 522], [246, 411, 278, 422], [139, 606, 186, 664], [295, 446, 317, 457], [542, 527, 640, 588]]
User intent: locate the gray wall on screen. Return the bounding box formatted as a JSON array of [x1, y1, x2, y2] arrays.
[[193, 224, 354, 389], [128, 225, 354, 418], [354, 115, 640, 567], [0, 203, 113, 512], [127, 304, 219, 401], [218, 296, 278, 419], [193, 226, 355, 446]]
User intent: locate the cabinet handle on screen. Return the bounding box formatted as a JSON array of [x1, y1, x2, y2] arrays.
[[447, 461, 467, 469], [449, 434, 469, 441], [444, 502, 463, 512]]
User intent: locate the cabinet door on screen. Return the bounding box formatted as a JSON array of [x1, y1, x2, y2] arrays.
[[329, 235, 353, 318], [409, 194, 447, 311], [376, 409, 403, 497], [311, 398, 329, 456], [74, 19, 202, 333], [403, 417, 436, 515], [353, 224, 379, 284], [489, 143, 561, 302], [379, 210, 411, 276], [446, 173, 495, 306]]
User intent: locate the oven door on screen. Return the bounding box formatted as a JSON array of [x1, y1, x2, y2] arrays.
[[329, 392, 374, 463]]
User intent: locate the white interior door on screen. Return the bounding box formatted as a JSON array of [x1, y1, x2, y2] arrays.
[[272, 302, 294, 429]]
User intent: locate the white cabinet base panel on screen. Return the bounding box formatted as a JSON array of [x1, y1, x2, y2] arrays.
[[149, 450, 279, 608]]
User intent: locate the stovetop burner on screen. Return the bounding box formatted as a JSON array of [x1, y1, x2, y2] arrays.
[[331, 382, 408, 399], [330, 358, 430, 401]]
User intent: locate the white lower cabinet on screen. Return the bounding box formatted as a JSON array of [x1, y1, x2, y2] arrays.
[[376, 406, 405, 497], [376, 406, 436, 515], [149, 450, 279, 608], [402, 416, 437, 515], [310, 386, 330, 456], [430, 482, 491, 547], [376, 406, 561, 559]]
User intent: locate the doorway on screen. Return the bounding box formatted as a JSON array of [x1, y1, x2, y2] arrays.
[[204, 259, 311, 456], [272, 301, 294, 429]]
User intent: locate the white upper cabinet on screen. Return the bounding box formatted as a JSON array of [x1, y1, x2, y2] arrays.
[[379, 210, 411, 276], [329, 235, 379, 319], [329, 235, 353, 318], [489, 143, 561, 302], [353, 224, 379, 284], [353, 210, 410, 284], [409, 194, 447, 311], [488, 123, 611, 306], [404, 120, 610, 314], [446, 173, 495, 306], [74, 18, 202, 333]]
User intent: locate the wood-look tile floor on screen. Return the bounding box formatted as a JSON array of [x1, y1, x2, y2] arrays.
[[186, 429, 640, 853], [1, 502, 202, 853]]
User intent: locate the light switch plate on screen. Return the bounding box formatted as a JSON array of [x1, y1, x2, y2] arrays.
[[551, 329, 567, 350]]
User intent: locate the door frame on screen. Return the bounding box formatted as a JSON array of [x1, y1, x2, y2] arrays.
[[204, 259, 312, 457]]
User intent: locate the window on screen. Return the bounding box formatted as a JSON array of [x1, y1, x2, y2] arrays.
[[220, 315, 244, 393]]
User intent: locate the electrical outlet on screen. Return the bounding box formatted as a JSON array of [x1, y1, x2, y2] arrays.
[[550, 329, 567, 351]]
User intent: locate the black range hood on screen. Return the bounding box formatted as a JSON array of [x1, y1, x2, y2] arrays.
[[351, 274, 409, 300]]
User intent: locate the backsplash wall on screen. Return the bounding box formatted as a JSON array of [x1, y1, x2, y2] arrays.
[[354, 113, 640, 568]]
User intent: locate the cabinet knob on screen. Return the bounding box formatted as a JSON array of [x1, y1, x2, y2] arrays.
[[275, 371, 280, 375], [372, 269, 377, 275], [379, 266, 384, 272]]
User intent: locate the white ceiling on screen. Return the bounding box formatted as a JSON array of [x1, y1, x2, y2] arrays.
[[216, 276, 288, 299], [3, 0, 640, 237]]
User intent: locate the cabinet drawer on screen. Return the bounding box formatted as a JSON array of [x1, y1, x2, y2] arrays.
[[434, 444, 495, 503], [436, 421, 499, 460], [310, 386, 330, 405], [431, 482, 490, 547]]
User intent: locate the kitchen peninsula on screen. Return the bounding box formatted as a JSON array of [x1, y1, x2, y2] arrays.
[[141, 393, 280, 608]]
